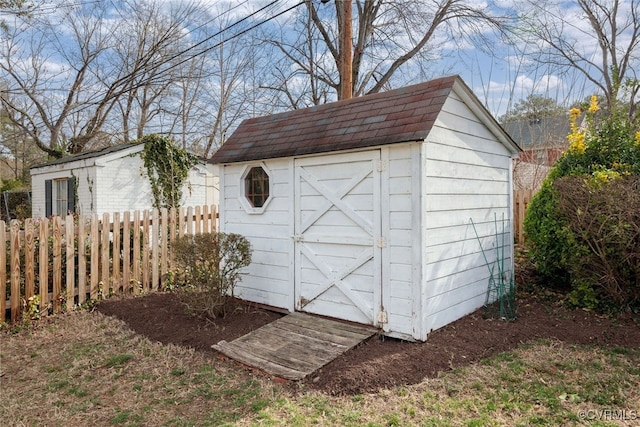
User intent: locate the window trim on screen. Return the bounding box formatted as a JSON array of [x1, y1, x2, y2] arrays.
[[239, 163, 273, 214]]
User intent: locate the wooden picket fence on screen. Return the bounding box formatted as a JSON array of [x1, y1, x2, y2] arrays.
[[513, 189, 534, 244], [1, 205, 217, 323]]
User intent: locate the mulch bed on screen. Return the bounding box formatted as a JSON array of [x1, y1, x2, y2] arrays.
[[96, 291, 640, 395]]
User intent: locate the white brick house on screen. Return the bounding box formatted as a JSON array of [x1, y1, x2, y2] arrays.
[[30, 143, 217, 217]]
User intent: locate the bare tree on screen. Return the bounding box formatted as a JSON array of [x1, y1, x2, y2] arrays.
[[514, 0, 640, 120], [0, 0, 206, 158], [263, 0, 506, 106], [112, 0, 199, 144]]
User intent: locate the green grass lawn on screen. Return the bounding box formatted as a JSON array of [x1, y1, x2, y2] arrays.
[[2, 311, 638, 426]]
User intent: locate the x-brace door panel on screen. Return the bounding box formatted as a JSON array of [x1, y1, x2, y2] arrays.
[[294, 150, 381, 326]]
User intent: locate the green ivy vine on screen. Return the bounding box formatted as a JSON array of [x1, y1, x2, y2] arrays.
[[138, 134, 200, 210]]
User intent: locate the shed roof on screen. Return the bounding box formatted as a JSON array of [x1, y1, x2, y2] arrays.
[[210, 75, 519, 165], [31, 143, 141, 169]]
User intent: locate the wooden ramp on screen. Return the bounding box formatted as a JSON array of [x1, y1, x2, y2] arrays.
[[212, 312, 377, 380]]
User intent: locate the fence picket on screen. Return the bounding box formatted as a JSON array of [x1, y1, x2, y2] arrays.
[[52, 217, 62, 313], [194, 206, 201, 235], [39, 218, 49, 315], [160, 208, 168, 288], [142, 210, 150, 292], [169, 207, 177, 272], [78, 217, 86, 305], [24, 219, 35, 301], [113, 212, 121, 294], [0, 221, 6, 322], [151, 209, 159, 291], [65, 214, 75, 311], [202, 205, 209, 234], [101, 213, 110, 294], [178, 207, 185, 238], [186, 207, 193, 236], [122, 211, 130, 294], [132, 210, 141, 293], [10, 221, 20, 322], [90, 214, 99, 300]]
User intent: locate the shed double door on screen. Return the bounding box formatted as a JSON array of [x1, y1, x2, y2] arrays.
[[293, 150, 382, 326]]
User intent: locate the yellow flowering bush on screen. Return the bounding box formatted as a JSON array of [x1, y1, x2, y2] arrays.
[[567, 107, 586, 153]]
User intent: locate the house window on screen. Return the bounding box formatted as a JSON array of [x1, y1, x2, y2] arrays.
[[55, 179, 68, 216], [244, 166, 269, 208], [45, 177, 76, 217]]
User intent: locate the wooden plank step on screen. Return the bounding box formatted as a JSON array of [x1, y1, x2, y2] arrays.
[[232, 327, 340, 367], [213, 341, 307, 380], [280, 312, 378, 337], [212, 312, 378, 381], [223, 339, 320, 373], [270, 321, 357, 347]]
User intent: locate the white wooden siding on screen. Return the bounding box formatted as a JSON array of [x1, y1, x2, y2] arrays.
[[420, 91, 514, 337], [220, 159, 293, 310], [382, 143, 417, 338]]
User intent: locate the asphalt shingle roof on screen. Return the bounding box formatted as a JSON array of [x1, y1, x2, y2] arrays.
[[210, 75, 459, 164]]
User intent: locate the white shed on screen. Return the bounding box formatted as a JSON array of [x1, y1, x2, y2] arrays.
[[30, 143, 218, 217], [209, 75, 520, 341]]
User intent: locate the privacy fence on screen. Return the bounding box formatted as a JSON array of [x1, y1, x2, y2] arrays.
[[1, 205, 217, 323], [513, 189, 534, 244]]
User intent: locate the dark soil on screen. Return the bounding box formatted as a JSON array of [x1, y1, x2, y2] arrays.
[[96, 291, 640, 396]]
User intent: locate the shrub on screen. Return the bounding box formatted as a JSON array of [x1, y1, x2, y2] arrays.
[[524, 94, 640, 311], [554, 175, 640, 309], [170, 232, 252, 318]]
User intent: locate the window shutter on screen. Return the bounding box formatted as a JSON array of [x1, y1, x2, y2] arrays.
[[45, 179, 52, 217], [67, 177, 76, 214]]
